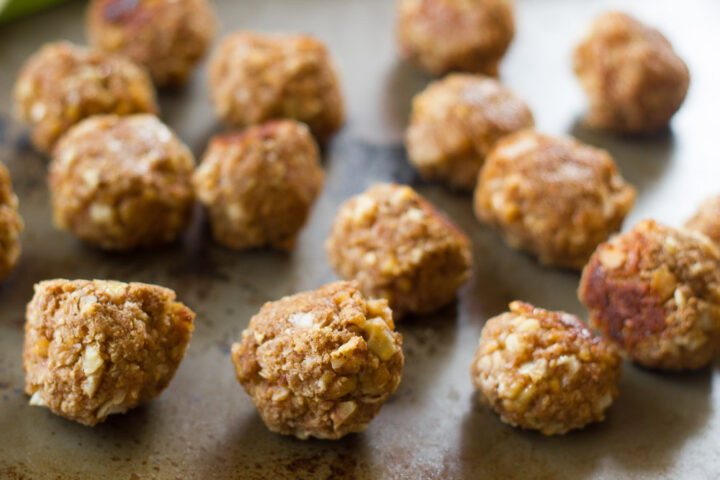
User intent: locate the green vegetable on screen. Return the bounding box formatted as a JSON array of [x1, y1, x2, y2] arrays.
[[0, 0, 74, 23]]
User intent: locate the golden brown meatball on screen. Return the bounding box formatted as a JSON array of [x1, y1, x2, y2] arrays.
[[396, 0, 514, 76], [474, 130, 636, 269], [405, 73, 534, 191], [13, 42, 158, 153], [49, 114, 195, 251], [86, 0, 217, 87], [573, 12, 689, 134], [685, 195, 720, 245], [207, 32, 345, 141], [470, 301, 621, 435], [231, 281, 403, 440], [24, 279, 194, 426], [326, 183, 472, 317], [0, 162, 23, 282], [193, 120, 325, 251], [579, 220, 720, 371]]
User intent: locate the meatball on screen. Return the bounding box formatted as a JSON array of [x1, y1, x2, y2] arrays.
[[474, 130, 636, 269], [24, 279, 195, 426], [207, 32, 345, 141], [405, 73, 534, 191], [685, 195, 720, 245], [193, 120, 325, 251], [86, 0, 217, 87], [470, 301, 621, 435], [231, 281, 403, 440], [0, 162, 23, 282], [579, 219, 720, 371], [326, 183, 472, 317], [573, 12, 690, 134], [13, 41, 157, 153], [396, 0, 514, 76], [49, 114, 195, 251]]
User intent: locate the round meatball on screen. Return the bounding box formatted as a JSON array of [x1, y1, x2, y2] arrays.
[[0, 162, 23, 282], [13, 42, 158, 153], [470, 301, 621, 435], [579, 219, 720, 371], [326, 183, 472, 317], [232, 281, 403, 440], [685, 195, 720, 245], [474, 130, 636, 269], [396, 0, 514, 76], [405, 73, 534, 191], [24, 279, 195, 426], [86, 0, 217, 87], [573, 12, 690, 134], [49, 114, 195, 251], [207, 32, 345, 141], [193, 120, 325, 251]]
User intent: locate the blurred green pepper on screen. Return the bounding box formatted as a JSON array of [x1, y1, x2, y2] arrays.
[[0, 0, 74, 23]]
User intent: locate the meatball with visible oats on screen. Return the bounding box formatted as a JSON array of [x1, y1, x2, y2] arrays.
[[405, 73, 534, 191], [49, 114, 195, 251], [13, 42, 157, 153], [579, 220, 720, 371], [24, 279, 194, 426], [193, 120, 324, 251], [0, 162, 23, 282], [231, 281, 403, 440], [326, 183, 472, 317], [474, 131, 636, 269], [471, 301, 621, 435], [685, 195, 720, 245]]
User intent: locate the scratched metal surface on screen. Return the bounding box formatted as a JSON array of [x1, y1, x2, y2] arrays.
[[0, 0, 719, 478]]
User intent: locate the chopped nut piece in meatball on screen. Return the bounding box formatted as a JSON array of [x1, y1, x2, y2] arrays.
[[474, 130, 636, 269], [24, 279, 194, 426], [193, 120, 325, 251], [231, 281, 403, 440], [685, 195, 720, 245], [579, 219, 720, 371], [49, 114, 195, 251], [326, 183, 472, 317], [471, 301, 621, 435], [0, 162, 23, 282]]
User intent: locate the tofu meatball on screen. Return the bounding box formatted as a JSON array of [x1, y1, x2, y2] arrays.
[[49, 114, 195, 251], [0, 162, 23, 282], [13, 42, 157, 153], [685, 195, 720, 245], [193, 120, 325, 251], [579, 219, 720, 371], [24, 279, 194, 426], [573, 12, 690, 134], [473, 130, 636, 269], [231, 281, 403, 440], [405, 73, 534, 191], [326, 183, 472, 317], [470, 301, 621, 435]]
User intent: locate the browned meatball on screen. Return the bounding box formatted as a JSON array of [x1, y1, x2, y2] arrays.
[[193, 120, 325, 251], [13, 42, 158, 153], [573, 12, 689, 134], [0, 162, 23, 283], [579, 220, 720, 371], [685, 195, 720, 245], [471, 301, 621, 435], [326, 183, 472, 317], [474, 130, 636, 269], [396, 0, 514, 76], [24, 279, 194, 426], [231, 281, 403, 440], [86, 0, 217, 87], [207, 32, 345, 141], [49, 114, 195, 251], [405, 73, 534, 191]]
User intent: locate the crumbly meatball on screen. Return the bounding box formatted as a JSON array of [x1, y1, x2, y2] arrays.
[[49, 114, 195, 251], [207, 32, 345, 141], [405, 73, 534, 191], [579, 219, 720, 371], [474, 130, 636, 269], [470, 301, 621, 435], [685, 195, 720, 245], [231, 281, 403, 440], [0, 162, 23, 282], [396, 0, 514, 76], [193, 120, 324, 251], [24, 279, 195, 426], [13, 42, 158, 153], [326, 183, 472, 317], [86, 0, 217, 87], [573, 12, 690, 134]]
